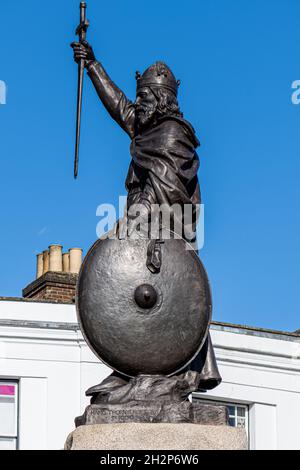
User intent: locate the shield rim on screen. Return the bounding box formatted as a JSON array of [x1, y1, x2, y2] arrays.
[[76, 232, 212, 378]]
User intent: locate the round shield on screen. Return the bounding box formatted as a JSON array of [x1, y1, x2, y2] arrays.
[[76, 237, 212, 377]]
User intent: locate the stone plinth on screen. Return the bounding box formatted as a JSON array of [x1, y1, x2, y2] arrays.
[[65, 423, 247, 450]]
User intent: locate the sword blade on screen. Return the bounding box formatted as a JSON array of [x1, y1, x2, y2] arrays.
[[74, 58, 85, 179]]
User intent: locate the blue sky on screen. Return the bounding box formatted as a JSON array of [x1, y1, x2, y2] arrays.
[[1, 0, 300, 331]]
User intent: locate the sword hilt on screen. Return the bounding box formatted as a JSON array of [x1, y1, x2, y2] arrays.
[[76, 2, 89, 42]]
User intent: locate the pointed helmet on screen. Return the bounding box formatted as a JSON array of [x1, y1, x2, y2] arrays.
[[136, 61, 180, 96]]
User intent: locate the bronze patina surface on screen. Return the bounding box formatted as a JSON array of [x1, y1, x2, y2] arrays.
[[77, 237, 212, 377], [71, 5, 222, 425]]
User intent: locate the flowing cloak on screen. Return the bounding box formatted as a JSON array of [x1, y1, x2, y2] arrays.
[[126, 115, 201, 211], [86, 60, 222, 390]]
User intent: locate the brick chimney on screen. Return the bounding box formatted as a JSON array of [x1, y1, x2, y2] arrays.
[[22, 245, 83, 303]]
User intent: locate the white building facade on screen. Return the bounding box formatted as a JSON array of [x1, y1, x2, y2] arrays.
[[0, 297, 300, 450]]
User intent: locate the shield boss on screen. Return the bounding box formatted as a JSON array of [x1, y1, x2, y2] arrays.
[[76, 237, 212, 377]]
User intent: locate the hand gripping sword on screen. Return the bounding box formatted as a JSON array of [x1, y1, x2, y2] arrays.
[[74, 2, 89, 179]]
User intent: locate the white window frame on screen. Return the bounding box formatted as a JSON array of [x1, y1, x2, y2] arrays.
[[227, 403, 248, 434], [0, 379, 19, 449]]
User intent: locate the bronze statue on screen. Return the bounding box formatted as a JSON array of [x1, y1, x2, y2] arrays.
[[71, 24, 221, 424]]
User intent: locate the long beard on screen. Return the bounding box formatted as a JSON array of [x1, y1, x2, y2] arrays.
[[135, 105, 156, 132]]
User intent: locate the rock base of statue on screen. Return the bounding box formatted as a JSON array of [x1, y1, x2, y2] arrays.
[[65, 423, 247, 450], [75, 372, 226, 426], [75, 401, 228, 426]]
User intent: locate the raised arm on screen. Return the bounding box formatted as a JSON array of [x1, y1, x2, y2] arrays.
[[71, 40, 135, 139]]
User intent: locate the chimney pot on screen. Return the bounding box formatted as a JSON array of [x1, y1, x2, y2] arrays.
[[42, 249, 49, 274], [69, 248, 83, 274], [49, 244, 63, 272], [62, 253, 70, 273], [36, 253, 43, 278]]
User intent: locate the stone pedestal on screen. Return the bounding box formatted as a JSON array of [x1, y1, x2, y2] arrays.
[[65, 423, 247, 450]]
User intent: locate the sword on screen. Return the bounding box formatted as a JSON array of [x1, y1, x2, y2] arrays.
[[74, 2, 89, 179]]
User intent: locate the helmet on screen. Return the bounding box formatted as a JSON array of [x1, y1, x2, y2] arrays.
[[136, 61, 180, 96]]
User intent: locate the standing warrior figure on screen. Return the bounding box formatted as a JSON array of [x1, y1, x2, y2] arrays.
[[71, 40, 221, 392]]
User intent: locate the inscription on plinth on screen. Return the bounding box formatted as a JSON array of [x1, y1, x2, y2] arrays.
[[75, 401, 228, 427]]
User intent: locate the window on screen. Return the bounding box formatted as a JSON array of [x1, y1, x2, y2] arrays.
[[0, 381, 18, 450], [227, 404, 248, 430]]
